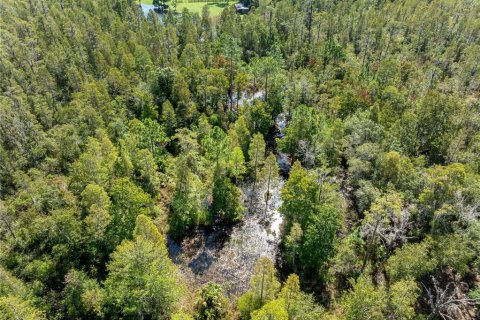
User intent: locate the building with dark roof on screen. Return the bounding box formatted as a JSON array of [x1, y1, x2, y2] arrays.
[[234, 3, 249, 14]]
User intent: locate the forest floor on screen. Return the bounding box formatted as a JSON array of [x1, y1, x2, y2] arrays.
[[140, 0, 233, 16]]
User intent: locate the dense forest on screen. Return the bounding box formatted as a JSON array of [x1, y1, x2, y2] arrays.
[[0, 0, 480, 319]]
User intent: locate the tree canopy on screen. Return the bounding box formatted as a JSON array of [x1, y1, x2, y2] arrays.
[[0, 0, 479, 318]]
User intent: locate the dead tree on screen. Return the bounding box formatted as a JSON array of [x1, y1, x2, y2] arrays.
[[422, 276, 479, 320]]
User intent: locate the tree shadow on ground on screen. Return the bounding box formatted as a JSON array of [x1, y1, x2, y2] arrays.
[[206, 2, 231, 9]]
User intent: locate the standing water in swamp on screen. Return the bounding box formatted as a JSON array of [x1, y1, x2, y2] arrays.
[[167, 95, 290, 297]]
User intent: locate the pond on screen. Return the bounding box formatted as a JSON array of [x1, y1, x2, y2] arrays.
[[140, 4, 165, 19]]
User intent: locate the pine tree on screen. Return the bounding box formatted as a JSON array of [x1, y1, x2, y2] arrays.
[[194, 282, 229, 320], [237, 257, 280, 319], [211, 169, 245, 222], [104, 215, 181, 319], [248, 133, 266, 213], [260, 153, 279, 218]]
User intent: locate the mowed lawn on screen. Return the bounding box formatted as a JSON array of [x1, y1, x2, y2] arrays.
[[140, 0, 233, 16]]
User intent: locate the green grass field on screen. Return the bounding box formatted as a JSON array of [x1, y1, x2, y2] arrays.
[[140, 0, 232, 16]]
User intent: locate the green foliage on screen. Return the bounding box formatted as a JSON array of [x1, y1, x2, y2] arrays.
[[247, 133, 266, 212], [250, 273, 326, 319], [279, 105, 320, 163], [0, 296, 46, 320], [103, 215, 180, 319], [195, 282, 229, 320], [260, 153, 280, 216], [340, 276, 387, 320], [1, 0, 480, 318], [284, 223, 303, 270], [108, 177, 154, 247], [153, 67, 176, 107], [173, 312, 195, 320], [280, 161, 343, 277], [0, 96, 46, 190], [162, 100, 178, 136], [244, 100, 274, 138], [229, 146, 247, 179], [251, 299, 288, 320], [278, 274, 301, 310], [229, 115, 251, 159], [414, 93, 460, 164], [300, 204, 343, 276], [466, 222, 480, 270], [170, 155, 208, 237], [388, 279, 420, 320], [248, 133, 266, 177], [322, 37, 345, 66], [237, 257, 280, 319], [81, 183, 111, 241], [70, 132, 117, 193], [420, 163, 467, 224], [433, 234, 474, 275], [212, 174, 245, 221], [469, 286, 480, 303], [285, 293, 324, 320], [386, 239, 437, 282], [280, 162, 319, 226], [0, 267, 27, 298], [62, 270, 103, 319], [136, 118, 169, 164], [340, 277, 418, 320], [330, 230, 363, 279], [361, 190, 404, 256]]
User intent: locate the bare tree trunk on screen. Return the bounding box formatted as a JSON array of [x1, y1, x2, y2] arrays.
[[28, 0, 36, 16], [259, 266, 266, 306], [361, 31, 370, 70], [264, 167, 272, 219], [268, 10, 273, 42], [361, 216, 380, 274], [229, 54, 234, 112], [249, 144, 261, 214], [264, 73, 268, 102], [285, 284, 293, 312], [0, 203, 16, 241]]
